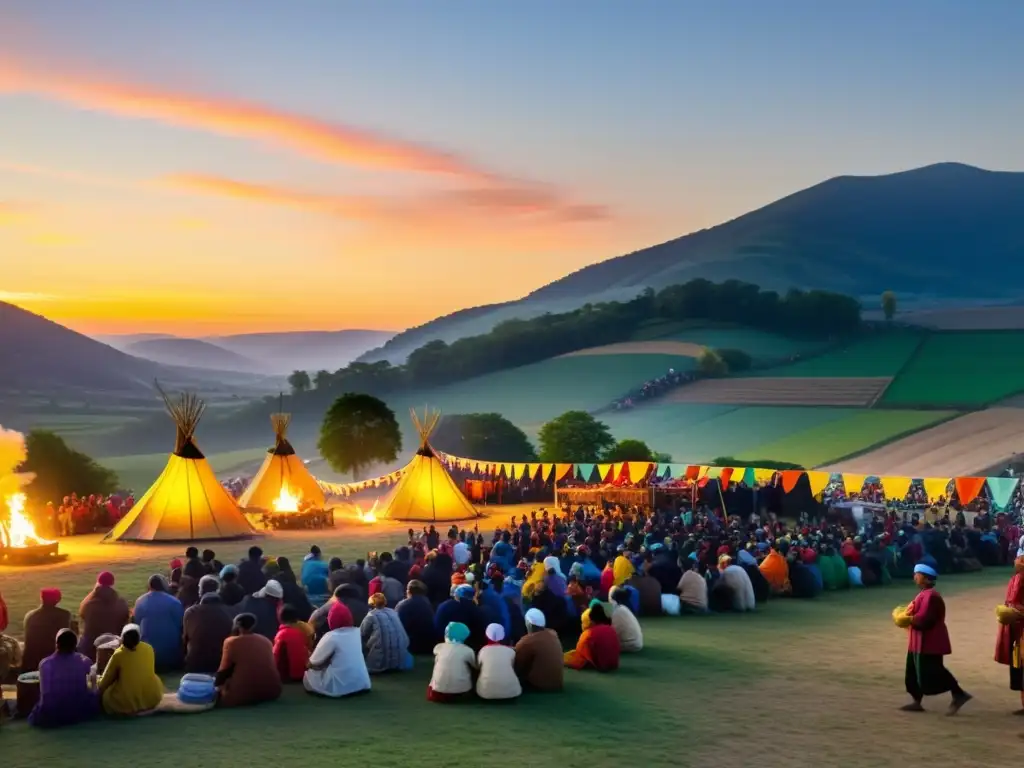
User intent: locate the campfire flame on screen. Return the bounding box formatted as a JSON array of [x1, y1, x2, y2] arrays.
[[272, 485, 300, 513], [1, 492, 53, 549], [357, 499, 379, 524]]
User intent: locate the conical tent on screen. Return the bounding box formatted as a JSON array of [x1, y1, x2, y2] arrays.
[[105, 386, 256, 542], [238, 412, 326, 511], [379, 408, 481, 522]]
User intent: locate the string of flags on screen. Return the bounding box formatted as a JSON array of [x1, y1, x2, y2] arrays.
[[317, 468, 405, 498]]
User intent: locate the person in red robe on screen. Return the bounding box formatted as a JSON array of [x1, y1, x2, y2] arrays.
[[564, 602, 620, 672], [995, 555, 1024, 711], [902, 563, 971, 714], [273, 605, 311, 682]]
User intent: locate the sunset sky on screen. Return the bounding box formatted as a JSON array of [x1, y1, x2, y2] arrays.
[[1, 0, 1022, 336]]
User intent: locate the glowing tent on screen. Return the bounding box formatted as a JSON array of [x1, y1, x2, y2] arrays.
[[238, 412, 326, 511], [105, 387, 256, 542], [378, 408, 481, 522]]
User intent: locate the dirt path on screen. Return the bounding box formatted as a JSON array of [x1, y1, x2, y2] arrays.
[[559, 341, 706, 358], [665, 376, 891, 406], [820, 408, 1024, 476]]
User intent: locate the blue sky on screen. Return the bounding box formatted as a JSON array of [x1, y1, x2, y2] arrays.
[[1, 0, 1020, 333]]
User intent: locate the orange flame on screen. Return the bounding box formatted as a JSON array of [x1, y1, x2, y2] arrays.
[[1, 493, 53, 548], [356, 499, 378, 524], [272, 485, 300, 513]]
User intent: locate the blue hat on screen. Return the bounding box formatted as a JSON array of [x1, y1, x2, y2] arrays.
[[219, 564, 237, 579], [913, 563, 938, 579], [454, 584, 475, 599]]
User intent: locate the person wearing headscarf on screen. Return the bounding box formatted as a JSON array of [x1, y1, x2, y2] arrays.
[[427, 622, 477, 702], [609, 587, 643, 652], [21, 588, 72, 673], [995, 555, 1024, 711], [612, 551, 635, 588], [542, 555, 567, 597], [360, 592, 410, 673], [273, 604, 312, 683], [98, 624, 164, 716], [216, 613, 282, 708], [310, 584, 369, 641], [513, 608, 563, 691], [396, 580, 438, 655], [759, 548, 790, 595], [564, 602, 620, 672], [434, 584, 486, 651], [304, 601, 371, 698], [29, 629, 99, 728], [301, 546, 331, 604], [183, 575, 234, 674], [901, 563, 971, 714], [718, 556, 756, 612], [476, 623, 521, 701], [677, 558, 709, 614], [627, 560, 663, 616], [77, 571, 130, 660], [236, 579, 283, 642], [133, 574, 185, 671], [218, 565, 246, 607]]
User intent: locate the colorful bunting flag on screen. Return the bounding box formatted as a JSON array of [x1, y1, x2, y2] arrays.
[[729, 467, 746, 484], [922, 478, 951, 502], [842, 473, 867, 494], [780, 470, 803, 493], [806, 471, 831, 496], [596, 464, 612, 483], [554, 463, 574, 482], [880, 476, 912, 501], [742, 467, 756, 486], [987, 477, 1020, 510], [626, 462, 653, 483], [955, 476, 986, 506], [718, 467, 734, 488], [685, 465, 701, 481]]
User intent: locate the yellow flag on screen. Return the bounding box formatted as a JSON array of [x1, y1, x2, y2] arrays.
[[730, 467, 746, 482], [538, 463, 554, 482], [596, 464, 612, 482], [806, 471, 832, 496], [880, 476, 913, 501], [842, 473, 867, 494], [704, 466, 723, 479], [923, 477, 951, 502], [697, 465, 712, 480], [515, 464, 529, 481], [554, 464, 574, 482], [753, 468, 776, 485]]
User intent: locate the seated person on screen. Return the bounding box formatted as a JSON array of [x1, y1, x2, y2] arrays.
[[29, 629, 100, 728], [132, 574, 184, 671], [273, 604, 311, 683], [361, 593, 410, 673], [718, 558, 756, 612], [513, 608, 563, 692], [609, 587, 643, 652], [21, 588, 72, 674], [427, 622, 477, 703], [183, 576, 235, 674], [563, 602, 620, 672], [304, 602, 371, 698], [476, 624, 521, 701], [216, 613, 282, 708], [396, 580, 437, 655], [677, 561, 709, 614], [98, 624, 164, 716]]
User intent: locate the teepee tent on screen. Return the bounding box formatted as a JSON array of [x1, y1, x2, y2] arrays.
[[105, 386, 256, 542], [379, 408, 481, 522], [238, 411, 326, 511]]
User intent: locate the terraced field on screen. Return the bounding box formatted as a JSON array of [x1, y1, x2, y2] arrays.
[[746, 331, 923, 377], [666, 377, 891, 406], [647, 327, 828, 361], [880, 331, 1024, 407], [602, 405, 859, 464], [738, 409, 957, 469], [819, 408, 1024, 477]]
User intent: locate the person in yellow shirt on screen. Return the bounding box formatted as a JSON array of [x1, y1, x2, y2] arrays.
[[612, 551, 635, 587], [97, 624, 164, 716]]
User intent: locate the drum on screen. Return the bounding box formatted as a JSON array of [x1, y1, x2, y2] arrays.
[[16, 672, 40, 719]]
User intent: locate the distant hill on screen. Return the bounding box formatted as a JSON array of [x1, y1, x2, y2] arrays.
[[358, 163, 1024, 363], [125, 338, 263, 373], [207, 330, 394, 374]]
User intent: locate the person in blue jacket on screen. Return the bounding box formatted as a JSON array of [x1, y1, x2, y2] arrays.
[[132, 574, 184, 671]]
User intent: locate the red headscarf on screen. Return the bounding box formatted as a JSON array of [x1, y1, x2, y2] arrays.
[[40, 588, 62, 607], [327, 601, 353, 630], [0, 591, 8, 633], [97, 571, 115, 587]]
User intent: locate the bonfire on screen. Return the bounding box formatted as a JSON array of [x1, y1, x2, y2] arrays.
[[0, 492, 54, 549], [272, 485, 300, 513], [357, 499, 379, 524]]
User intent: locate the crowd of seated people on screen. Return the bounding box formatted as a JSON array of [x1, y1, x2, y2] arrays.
[[2, 493, 1020, 727]]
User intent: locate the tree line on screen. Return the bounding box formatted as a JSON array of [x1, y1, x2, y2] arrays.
[[285, 278, 862, 401]]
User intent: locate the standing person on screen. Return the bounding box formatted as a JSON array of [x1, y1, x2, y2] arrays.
[[902, 563, 972, 714], [995, 555, 1024, 712]]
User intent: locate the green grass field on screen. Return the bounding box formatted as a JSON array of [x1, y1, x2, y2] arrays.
[[880, 331, 1024, 408], [651, 327, 827, 360], [1, 528, 1017, 767], [102, 448, 271, 493], [747, 331, 924, 377], [603, 405, 859, 463], [735, 409, 958, 468]]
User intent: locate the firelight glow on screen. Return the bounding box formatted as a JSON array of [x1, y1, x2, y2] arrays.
[[1, 1, 1022, 335], [1, 492, 53, 549]]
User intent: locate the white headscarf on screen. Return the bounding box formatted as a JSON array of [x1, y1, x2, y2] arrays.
[[543, 556, 563, 577]]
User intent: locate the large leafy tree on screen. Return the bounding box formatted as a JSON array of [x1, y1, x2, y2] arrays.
[[19, 430, 119, 502], [603, 438, 655, 462], [538, 410, 614, 463], [288, 370, 311, 394], [318, 393, 402, 481], [431, 413, 537, 462]]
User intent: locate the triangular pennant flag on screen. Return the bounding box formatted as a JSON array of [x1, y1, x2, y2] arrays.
[[718, 467, 734, 488], [806, 471, 831, 496], [626, 462, 652, 483], [576, 463, 595, 483], [698, 465, 712, 480], [685, 465, 701, 481], [554, 464, 574, 482], [729, 468, 746, 484], [753, 468, 776, 486], [742, 467, 756, 486], [609, 463, 623, 482], [513, 464, 527, 481], [880, 476, 913, 501], [540, 463, 555, 482], [987, 477, 1020, 510], [704, 466, 723, 479], [655, 463, 672, 479], [842, 473, 867, 494], [596, 464, 612, 483], [780, 470, 804, 493], [922, 478, 951, 502], [955, 477, 986, 505]]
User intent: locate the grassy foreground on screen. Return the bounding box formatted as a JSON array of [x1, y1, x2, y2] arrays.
[[1, 524, 1021, 767]]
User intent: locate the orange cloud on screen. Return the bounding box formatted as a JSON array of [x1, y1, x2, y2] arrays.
[[0, 57, 485, 179]]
